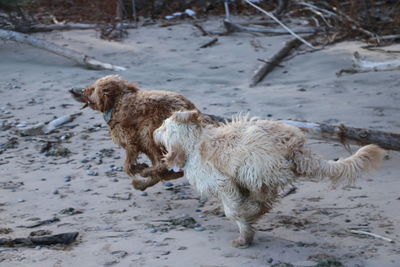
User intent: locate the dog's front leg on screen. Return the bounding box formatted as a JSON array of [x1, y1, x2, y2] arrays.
[[124, 149, 154, 191], [139, 163, 184, 180]]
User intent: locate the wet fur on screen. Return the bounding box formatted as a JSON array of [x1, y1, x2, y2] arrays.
[[78, 75, 214, 190], [154, 110, 385, 248]]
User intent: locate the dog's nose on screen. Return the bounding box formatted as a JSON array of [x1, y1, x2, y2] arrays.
[[69, 88, 85, 102]]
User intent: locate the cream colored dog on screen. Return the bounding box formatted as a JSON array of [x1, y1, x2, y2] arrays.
[[154, 110, 384, 248]]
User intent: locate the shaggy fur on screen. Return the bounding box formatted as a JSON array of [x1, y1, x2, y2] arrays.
[[154, 110, 385, 248], [71, 75, 215, 190]]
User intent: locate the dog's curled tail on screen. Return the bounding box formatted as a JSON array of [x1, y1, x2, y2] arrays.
[[293, 144, 385, 186]]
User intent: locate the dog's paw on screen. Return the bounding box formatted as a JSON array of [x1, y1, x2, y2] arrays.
[[139, 168, 153, 178], [231, 238, 251, 249], [132, 163, 149, 172], [131, 180, 149, 191]]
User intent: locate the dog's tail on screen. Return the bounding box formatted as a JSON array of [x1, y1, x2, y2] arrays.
[[293, 144, 385, 186]]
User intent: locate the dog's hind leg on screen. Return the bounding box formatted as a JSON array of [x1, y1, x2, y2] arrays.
[[219, 182, 263, 248]]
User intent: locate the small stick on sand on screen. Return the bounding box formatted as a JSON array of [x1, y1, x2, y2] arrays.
[[350, 230, 395, 243], [281, 186, 297, 197], [199, 37, 218, 49], [192, 23, 210, 36]]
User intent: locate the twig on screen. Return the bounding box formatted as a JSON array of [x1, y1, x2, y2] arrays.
[[192, 23, 209, 36], [330, 6, 379, 40], [20, 217, 60, 228], [199, 37, 218, 49], [281, 186, 297, 197], [361, 46, 400, 54], [243, 0, 317, 49], [295, 2, 337, 17], [0, 232, 79, 247], [369, 34, 400, 41], [350, 230, 394, 243]]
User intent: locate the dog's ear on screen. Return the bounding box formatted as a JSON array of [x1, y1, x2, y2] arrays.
[[96, 79, 122, 112], [172, 110, 199, 124], [163, 143, 187, 170]]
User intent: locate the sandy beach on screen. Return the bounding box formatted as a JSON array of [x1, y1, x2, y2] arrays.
[[0, 17, 399, 267]]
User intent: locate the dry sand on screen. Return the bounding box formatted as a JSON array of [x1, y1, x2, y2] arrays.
[[0, 17, 399, 267]]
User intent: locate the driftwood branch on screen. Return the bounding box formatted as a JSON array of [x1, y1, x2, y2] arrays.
[[208, 114, 400, 151], [278, 120, 400, 151], [15, 23, 98, 33], [337, 52, 400, 76], [16, 113, 81, 136], [350, 230, 394, 243], [223, 20, 319, 35], [0, 29, 126, 71], [0, 232, 79, 247], [250, 38, 303, 87]]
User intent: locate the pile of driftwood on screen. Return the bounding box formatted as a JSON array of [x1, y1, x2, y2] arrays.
[[219, 0, 400, 86], [1, 0, 399, 74]]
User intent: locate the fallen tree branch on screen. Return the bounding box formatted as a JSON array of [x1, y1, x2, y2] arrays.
[[223, 20, 319, 35], [45, 113, 82, 134], [208, 114, 400, 151], [350, 230, 394, 243], [15, 23, 98, 33], [250, 38, 304, 87], [0, 29, 126, 71], [278, 120, 400, 151], [0, 232, 79, 247], [337, 52, 400, 76]]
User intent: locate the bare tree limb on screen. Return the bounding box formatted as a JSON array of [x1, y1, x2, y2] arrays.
[[208, 114, 400, 151], [0, 29, 126, 71], [278, 119, 400, 151]]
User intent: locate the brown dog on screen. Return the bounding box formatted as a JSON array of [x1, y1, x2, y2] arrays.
[[70, 75, 215, 190]]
